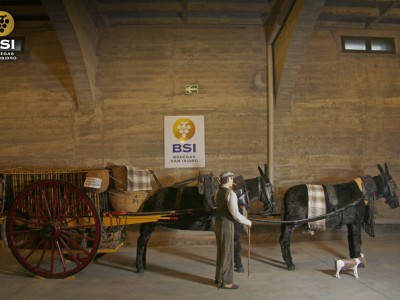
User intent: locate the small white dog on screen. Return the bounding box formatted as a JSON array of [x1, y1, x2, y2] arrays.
[[334, 253, 366, 279]]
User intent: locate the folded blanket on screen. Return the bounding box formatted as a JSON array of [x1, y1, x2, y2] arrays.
[[126, 166, 152, 191], [112, 166, 152, 191], [307, 184, 326, 231]]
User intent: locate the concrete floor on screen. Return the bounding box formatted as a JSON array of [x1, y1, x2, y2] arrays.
[[0, 225, 399, 300]]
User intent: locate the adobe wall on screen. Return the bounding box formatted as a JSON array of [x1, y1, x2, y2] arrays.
[[0, 7, 399, 222], [0, 23, 268, 184], [274, 24, 400, 222]]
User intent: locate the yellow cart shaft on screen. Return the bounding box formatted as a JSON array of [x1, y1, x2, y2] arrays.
[[102, 212, 176, 227]]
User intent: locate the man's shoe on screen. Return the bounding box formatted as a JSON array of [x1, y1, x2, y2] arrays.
[[219, 283, 239, 289]]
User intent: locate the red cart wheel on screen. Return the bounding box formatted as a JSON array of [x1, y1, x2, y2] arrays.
[[6, 180, 101, 278]]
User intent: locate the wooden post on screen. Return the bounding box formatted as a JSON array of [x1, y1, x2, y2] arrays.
[[248, 226, 251, 278]]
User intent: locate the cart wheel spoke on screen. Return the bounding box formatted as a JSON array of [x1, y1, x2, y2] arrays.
[[6, 180, 101, 279], [33, 238, 50, 269]]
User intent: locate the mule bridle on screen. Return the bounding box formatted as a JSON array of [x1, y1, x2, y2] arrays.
[[235, 187, 248, 207], [380, 173, 398, 208], [258, 177, 275, 212], [386, 177, 397, 198], [236, 176, 275, 214], [378, 173, 396, 196]]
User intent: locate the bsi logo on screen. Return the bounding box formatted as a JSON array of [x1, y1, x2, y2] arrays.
[[0, 11, 15, 37], [0, 37, 24, 51], [0, 11, 24, 60]]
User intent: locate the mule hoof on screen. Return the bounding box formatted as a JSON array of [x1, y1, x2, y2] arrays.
[[287, 265, 295, 271], [136, 267, 145, 273], [234, 266, 245, 273]]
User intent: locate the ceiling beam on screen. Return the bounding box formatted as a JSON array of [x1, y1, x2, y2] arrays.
[[367, 0, 400, 27]]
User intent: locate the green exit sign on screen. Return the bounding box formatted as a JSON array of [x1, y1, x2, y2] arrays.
[[185, 85, 198, 94]]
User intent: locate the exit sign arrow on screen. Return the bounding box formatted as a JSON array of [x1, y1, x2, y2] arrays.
[[185, 85, 198, 94]]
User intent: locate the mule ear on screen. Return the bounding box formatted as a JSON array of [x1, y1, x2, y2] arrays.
[[377, 164, 385, 175], [384, 163, 389, 174], [258, 165, 264, 177]]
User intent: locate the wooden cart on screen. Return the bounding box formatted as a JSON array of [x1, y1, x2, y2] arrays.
[[0, 168, 179, 279]]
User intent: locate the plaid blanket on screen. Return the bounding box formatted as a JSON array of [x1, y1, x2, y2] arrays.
[[126, 166, 152, 191], [306, 184, 326, 231], [112, 165, 152, 191]]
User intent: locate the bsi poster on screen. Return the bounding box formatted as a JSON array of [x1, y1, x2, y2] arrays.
[[164, 116, 205, 168]]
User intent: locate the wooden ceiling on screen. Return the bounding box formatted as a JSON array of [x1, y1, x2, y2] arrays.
[[317, 0, 400, 29], [2, 0, 400, 30]]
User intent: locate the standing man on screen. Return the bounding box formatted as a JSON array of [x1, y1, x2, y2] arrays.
[[214, 172, 252, 289]]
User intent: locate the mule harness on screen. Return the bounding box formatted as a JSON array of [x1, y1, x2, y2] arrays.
[[247, 197, 364, 225]]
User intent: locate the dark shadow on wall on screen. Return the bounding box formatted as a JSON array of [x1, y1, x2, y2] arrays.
[[28, 30, 78, 109]]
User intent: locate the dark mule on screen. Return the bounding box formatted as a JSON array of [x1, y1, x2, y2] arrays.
[[233, 165, 275, 272], [135, 166, 276, 273], [279, 163, 399, 270]]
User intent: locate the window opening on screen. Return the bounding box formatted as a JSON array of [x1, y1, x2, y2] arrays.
[[341, 36, 395, 54]]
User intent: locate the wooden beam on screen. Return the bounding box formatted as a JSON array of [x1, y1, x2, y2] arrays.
[[367, 0, 400, 27], [41, 0, 95, 114]]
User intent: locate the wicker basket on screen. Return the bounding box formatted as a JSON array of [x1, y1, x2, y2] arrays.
[[109, 189, 149, 212], [85, 169, 110, 193], [111, 166, 129, 191]]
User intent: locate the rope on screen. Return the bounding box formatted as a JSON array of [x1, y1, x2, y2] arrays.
[[249, 198, 363, 225], [172, 176, 200, 188], [149, 170, 163, 188], [124, 208, 207, 217]]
